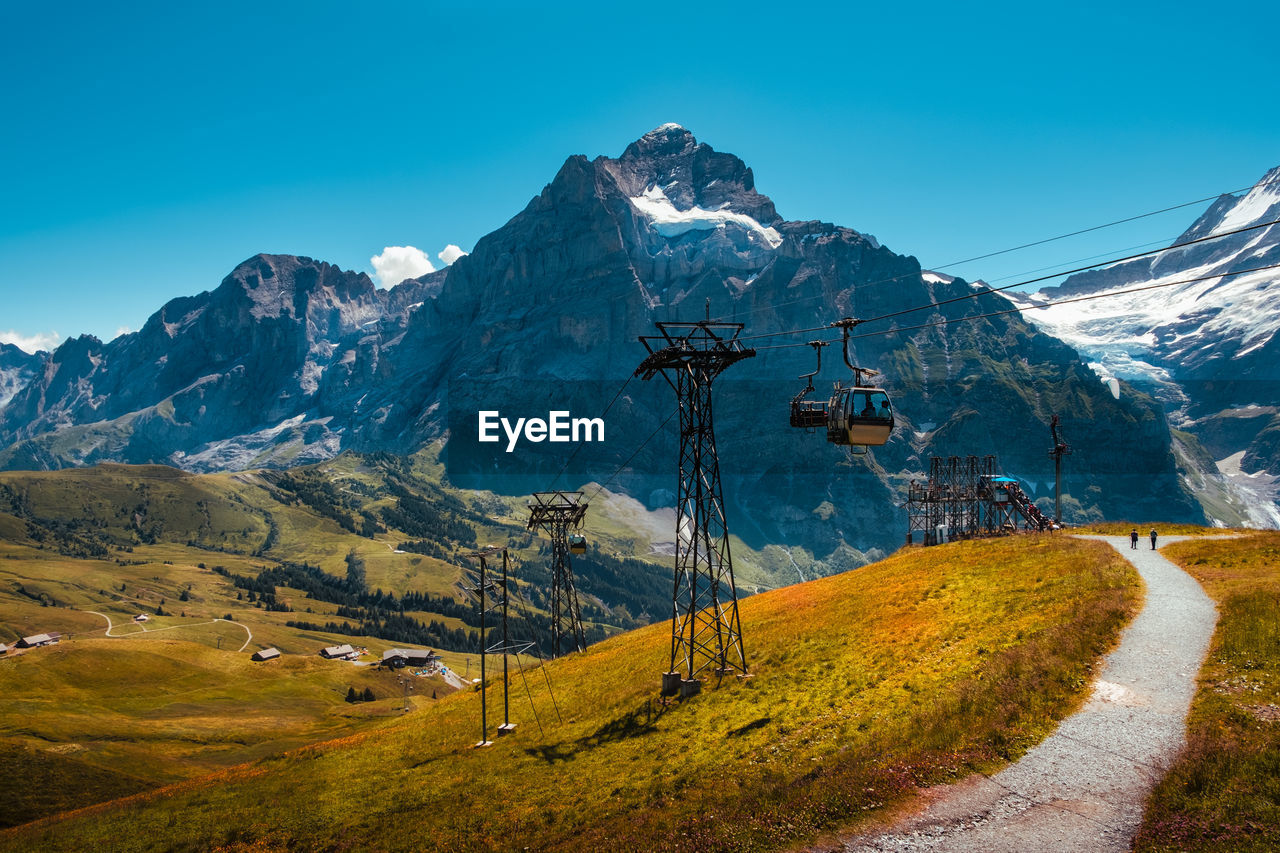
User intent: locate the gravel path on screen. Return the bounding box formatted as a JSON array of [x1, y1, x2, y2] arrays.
[[838, 535, 1219, 852]]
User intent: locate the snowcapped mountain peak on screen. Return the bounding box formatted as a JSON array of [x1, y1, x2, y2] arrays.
[[1204, 168, 1280, 234], [1008, 162, 1280, 521], [1176, 166, 1280, 245], [629, 184, 783, 248], [606, 126, 780, 227]]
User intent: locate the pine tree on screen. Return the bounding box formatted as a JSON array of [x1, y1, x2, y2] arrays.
[[362, 687, 376, 703], [346, 686, 358, 703]]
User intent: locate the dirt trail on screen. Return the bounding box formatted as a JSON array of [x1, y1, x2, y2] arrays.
[[85, 611, 254, 652], [837, 535, 1219, 852]]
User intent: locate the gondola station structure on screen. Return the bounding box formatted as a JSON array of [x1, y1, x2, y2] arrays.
[[905, 455, 1054, 545]]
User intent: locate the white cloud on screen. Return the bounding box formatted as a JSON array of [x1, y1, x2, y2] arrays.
[[438, 244, 468, 266], [113, 326, 135, 341], [0, 329, 62, 354], [370, 246, 436, 289]]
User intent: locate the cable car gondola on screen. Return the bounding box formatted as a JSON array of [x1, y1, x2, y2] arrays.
[[827, 377, 894, 447], [825, 318, 894, 448], [789, 341, 830, 430], [568, 534, 587, 555]]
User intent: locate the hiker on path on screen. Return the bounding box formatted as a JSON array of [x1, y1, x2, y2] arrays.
[[1150, 527, 1158, 550], [1130, 528, 1139, 549]]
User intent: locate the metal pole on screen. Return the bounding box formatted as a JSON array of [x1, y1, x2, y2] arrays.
[[478, 555, 488, 746], [1054, 452, 1063, 524], [502, 549, 510, 728]]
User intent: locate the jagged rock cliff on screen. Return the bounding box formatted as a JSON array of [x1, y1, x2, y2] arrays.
[[0, 125, 1205, 556]]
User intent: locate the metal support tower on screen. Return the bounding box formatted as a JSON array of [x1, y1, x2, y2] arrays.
[[527, 491, 588, 657], [463, 546, 502, 747], [464, 546, 537, 743], [636, 320, 756, 693]]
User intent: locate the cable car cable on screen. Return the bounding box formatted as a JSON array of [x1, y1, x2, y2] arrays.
[[586, 409, 678, 505], [548, 373, 636, 490], [853, 217, 1280, 328], [707, 176, 1280, 328], [732, 216, 1280, 345], [843, 261, 1280, 342], [930, 178, 1280, 270]]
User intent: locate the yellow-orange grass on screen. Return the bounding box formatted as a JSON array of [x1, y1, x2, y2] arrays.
[[2, 535, 1137, 853], [1135, 531, 1280, 851]]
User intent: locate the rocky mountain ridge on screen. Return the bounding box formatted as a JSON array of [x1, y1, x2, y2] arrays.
[[1010, 165, 1280, 525], [0, 343, 44, 410], [0, 125, 1210, 556]]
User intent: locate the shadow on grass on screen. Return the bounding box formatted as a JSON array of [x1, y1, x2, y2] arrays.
[[728, 716, 771, 737], [525, 699, 670, 763]]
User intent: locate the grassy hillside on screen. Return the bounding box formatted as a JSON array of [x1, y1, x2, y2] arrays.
[[0, 534, 1139, 852], [0, 451, 878, 830], [1135, 531, 1280, 852], [0, 636, 447, 829]]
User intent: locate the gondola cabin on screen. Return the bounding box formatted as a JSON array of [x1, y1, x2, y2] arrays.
[[568, 534, 587, 555], [827, 386, 894, 446], [789, 398, 829, 429]]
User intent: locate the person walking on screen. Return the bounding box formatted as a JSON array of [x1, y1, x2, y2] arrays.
[[1130, 528, 1139, 549], [1150, 527, 1158, 550]]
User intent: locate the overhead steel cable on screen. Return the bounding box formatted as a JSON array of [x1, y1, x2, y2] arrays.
[[709, 176, 1280, 327], [855, 217, 1280, 327], [586, 409, 677, 505], [730, 216, 1280, 345], [548, 372, 635, 490], [844, 261, 1280, 342], [928, 178, 1279, 270]]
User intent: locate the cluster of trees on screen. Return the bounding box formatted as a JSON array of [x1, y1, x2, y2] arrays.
[[345, 686, 377, 703], [210, 565, 293, 612], [379, 483, 476, 547], [211, 555, 484, 650], [262, 470, 373, 536], [287, 616, 478, 652]]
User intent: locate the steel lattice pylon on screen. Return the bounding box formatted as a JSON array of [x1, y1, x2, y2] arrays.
[[637, 320, 755, 692], [527, 491, 588, 657]]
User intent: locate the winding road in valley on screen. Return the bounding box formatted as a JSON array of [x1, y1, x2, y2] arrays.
[[837, 535, 1220, 852], [86, 610, 254, 652]]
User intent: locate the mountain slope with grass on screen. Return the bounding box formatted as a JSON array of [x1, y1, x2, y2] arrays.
[[1136, 531, 1280, 852], [1, 535, 1139, 852], [0, 450, 882, 827]]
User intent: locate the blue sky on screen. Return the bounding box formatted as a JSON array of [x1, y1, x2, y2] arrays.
[[2, 0, 1277, 352]]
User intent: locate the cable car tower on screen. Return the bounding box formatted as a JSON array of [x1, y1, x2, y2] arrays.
[[637, 318, 755, 695], [527, 491, 589, 657]]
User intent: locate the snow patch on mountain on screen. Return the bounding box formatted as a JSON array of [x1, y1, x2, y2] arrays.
[[1217, 451, 1280, 528], [1216, 180, 1280, 234], [630, 185, 783, 248], [1011, 259, 1280, 386]]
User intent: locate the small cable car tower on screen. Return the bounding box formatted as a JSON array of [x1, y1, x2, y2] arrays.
[[526, 490, 589, 657], [637, 318, 755, 695], [462, 546, 504, 747], [1049, 415, 1072, 524]]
